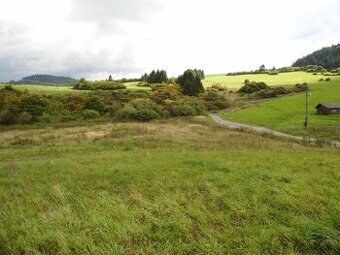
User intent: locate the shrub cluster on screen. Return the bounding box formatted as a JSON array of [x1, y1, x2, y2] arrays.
[[207, 84, 228, 92], [0, 86, 49, 124], [0, 82, 229, 125], [238, 81, 309, 98], [294, 83, 309, 92], [238, 82, 269, 94], [74, 78, 126, 90], [255, 87, 292, 98], [268, 70, 279, 75], [330, 68, 340, 76]]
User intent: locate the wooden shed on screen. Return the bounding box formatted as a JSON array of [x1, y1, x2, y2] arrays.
[[315, 103, 340, 115]]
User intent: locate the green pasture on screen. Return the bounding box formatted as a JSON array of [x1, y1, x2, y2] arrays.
[[0, 118, 339, 254], [0, 82, 149, 95], [204, 72, 322, 88], [0, 84, 86, 95], [221, 77, 340, 140]]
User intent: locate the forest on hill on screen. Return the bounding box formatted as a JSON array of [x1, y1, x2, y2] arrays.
[[14, 74, 77, 86], [293, 44, 340, 70]]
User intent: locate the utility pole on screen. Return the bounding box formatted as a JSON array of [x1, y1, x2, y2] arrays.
[[304, 86, 311, 139], [305, 88, 309, 132]]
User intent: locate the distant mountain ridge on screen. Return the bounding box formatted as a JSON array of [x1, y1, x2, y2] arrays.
[[16, 74, 77, 86], [292, 44, 340, 70]]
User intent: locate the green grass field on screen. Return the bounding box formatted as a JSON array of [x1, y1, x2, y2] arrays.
[[0, 85, 83, 95], [220, 76, 340, 140], [0, 117, 339, 254], [204, 72, 322, 88], [0, 82, 149, 95]]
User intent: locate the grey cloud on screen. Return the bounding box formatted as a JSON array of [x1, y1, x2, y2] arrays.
[[70, 0, 161, 33], [0, 43, 142, 81], [0, 0, 163, 81], [0, 19, 143, 81], [290, 2, 340, 40]]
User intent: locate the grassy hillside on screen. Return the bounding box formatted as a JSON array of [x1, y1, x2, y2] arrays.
[[0, 118, 339, 254], [220, 77, 340, 140], [204, 72, 322, 88]]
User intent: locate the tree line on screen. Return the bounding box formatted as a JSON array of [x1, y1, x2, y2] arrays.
[[293, 44, 340, 70], [140, 69, 205, 96]]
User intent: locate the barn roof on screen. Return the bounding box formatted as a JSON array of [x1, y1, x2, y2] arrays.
[[315, 103, 340, 109]]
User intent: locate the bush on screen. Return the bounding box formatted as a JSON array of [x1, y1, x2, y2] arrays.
[[81, 109, 101, 119], [116, 105, 137, 120], [294, 83, 309, 92], [63, 95, 85, 113], [17, 112, 33, 124], [204, 101, 220, 111], [84, 96, 105, 114], [319, 78, 324, 81], [213, 99, 230, 109], [238, 82, 269, 94], [178, 98, 207, 115], [39, 113, 54, 123], [255, 87, 292, 98], [0, 109, 17, 124], [105, 103, 121, 117], [150, 85, 181, 104], [134, 110, 160, 122], [130, 99, 161, 113], [171, 105, 196, 117], [204, 91, 219, 101], [209, 84, 227, 91], [0, 86, 23, 111], [20, 95, 48, 117], [74, 78, 126, 90], [325, 78, 331, 82]]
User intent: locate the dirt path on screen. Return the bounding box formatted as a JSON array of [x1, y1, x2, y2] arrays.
[[209, 114, 340, 148]]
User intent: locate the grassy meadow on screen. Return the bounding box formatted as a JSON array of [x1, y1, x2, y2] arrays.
[[203, 72, 322, 88], [0, 82, 149, 95], [0, 85, 82, 95], [0, 117, 339, 254], [220, 76, 340, 140]]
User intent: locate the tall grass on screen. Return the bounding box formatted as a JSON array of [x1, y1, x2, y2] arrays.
[[0, 117, 339, 254]]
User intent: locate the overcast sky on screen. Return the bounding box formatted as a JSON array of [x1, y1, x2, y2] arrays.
[[0, 0, 339, 81]]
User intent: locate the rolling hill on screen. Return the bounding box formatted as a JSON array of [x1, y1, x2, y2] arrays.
[[16, 74, 77, 86]]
